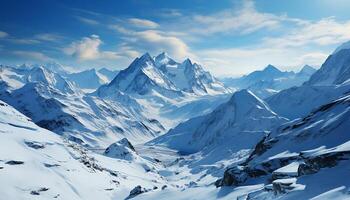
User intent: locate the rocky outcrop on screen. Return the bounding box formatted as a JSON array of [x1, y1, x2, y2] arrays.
[[216, 141, 350, 187], [104, 138, 137, 161], [126, 185, 149, 199]]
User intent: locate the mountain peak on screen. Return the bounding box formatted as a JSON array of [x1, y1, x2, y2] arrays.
[[299, 65, 316, 75], [157, 52, 168, 58], [229, 89, 262, 105], [228, 89, 276, 118], [182, 58, 193, 66], [139, 52, 153, 61], [263, 64, 280, 73], [154, 52, 176, 66]]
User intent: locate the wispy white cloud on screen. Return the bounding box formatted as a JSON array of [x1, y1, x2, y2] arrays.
[[76, 16, 99, 25], [263, 17, 350, 48], [35, 33, 64, 42], [8, 38, 41, 44], [128, 18, 159, 29], [172, 0, 282, 36], [158, 9, 182, 18], [13, 51, 52, 61], [111, 25, 192, 60], [0, 31, 9, 38], [64, 35, 119, 61]]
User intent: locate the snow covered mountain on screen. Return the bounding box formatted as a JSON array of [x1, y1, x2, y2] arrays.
[[155, 52, 228, 95], [2, 63, 119, 92], [98, 68, 120, 81], [267, 41, 350, 120], [97, 52, 228, 99], [65, 68, 120, 91], [222, 65, 316, 98], [0, 65, 77, 94], [214, 92, 350, 199], [305, 42, 350, 86], [0, 100, 172, 200], [95, 52, 231, 129], [0, 65, 165, 147], [1, 82, 164, 147], [151, 89, 287, 164], [66, 68, 110, 91], [267, 82, 350, 120]]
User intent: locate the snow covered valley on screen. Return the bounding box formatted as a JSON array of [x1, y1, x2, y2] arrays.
[[1, 47, 350, 200]]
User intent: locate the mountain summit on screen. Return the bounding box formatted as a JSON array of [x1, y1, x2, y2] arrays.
[[97, 52, 228, 98]]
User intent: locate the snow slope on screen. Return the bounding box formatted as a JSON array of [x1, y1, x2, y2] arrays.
[[0, 80, 164, 148], [0, 100, 170, 200], [149, 89, 287, 177], [66, 68, 110, 91], [267, 82, 350, 120], [152, 89, 286, 153], [98, 68, 119, 82], [306, 47, 350, 86], [211, 93, 350, 199]]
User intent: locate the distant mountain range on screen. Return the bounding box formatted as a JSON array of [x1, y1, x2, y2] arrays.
[[221, 64, 317, 98]]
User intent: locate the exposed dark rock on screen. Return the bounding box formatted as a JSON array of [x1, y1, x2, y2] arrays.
[[272, 179, 296, 195], [44, 163, 60, 168], [30, 191, 40, 195], [5, 160, 24, 165], [300, 150, 350, 175], [25, 141, 45, 149], [30, 187, 49, 195], [244, 136, 278, 165], [297, 162, 318, 175], [161, 185, 167, 190], [148, 118, 165, 130], [186, 181, 198, 188], [104, 138, 137, 160], [246, 168, 268, 178], [68, 135, 85, 145], [215, 166, 248, 187], [126, 185, 147, 199]]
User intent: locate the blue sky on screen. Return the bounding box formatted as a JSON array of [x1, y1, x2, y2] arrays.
[[1, 0, 350, 76]]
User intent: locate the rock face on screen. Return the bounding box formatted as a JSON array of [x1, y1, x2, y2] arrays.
[[126, 185, 147, 199], [104, 138, 137, 161], [215, 166, 248, 187], [271, 178, 304, 195]]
